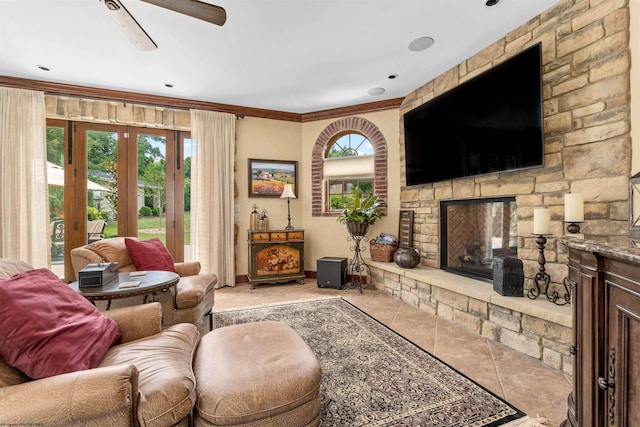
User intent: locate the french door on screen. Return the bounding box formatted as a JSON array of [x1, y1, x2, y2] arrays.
[[46, 120, 189, 280]]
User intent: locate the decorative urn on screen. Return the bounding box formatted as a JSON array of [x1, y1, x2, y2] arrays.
[[346, 221, 370, 237], [394, 247, 420, 268]]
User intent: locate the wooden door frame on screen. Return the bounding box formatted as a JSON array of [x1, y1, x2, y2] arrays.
[[128, 127, 183, 260], [48, 121, 186, 279]]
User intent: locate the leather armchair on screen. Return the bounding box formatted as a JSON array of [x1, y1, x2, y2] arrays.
[[70, 237, 216, 329], [0, 293, 198, 427]]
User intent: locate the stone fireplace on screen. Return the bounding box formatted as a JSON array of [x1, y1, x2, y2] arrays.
[[440, 197, 517, 281]]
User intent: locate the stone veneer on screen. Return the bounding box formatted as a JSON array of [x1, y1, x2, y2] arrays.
[[399, 0, 632, 297], [44, 95, 191, 130], [367, 261, 573, 373]]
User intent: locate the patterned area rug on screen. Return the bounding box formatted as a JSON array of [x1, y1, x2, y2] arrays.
[[212, 297, 529, 427]]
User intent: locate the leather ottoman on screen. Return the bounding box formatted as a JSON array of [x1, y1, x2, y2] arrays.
[[194, 320, 322, 427]]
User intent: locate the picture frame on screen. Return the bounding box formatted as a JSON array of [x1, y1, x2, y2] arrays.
[[248, 159, 298, 197]]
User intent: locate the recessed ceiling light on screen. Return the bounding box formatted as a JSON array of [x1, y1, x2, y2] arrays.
[[367, 87, 385, 96], [388, 74, 399, 80], [485, 0, 501, 6], [36, 65, 50, 71], [164, 83, 174, 88], [408, 37, 434, 52]]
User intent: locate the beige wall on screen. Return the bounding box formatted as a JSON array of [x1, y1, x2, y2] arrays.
[[233, 110, 400, 276], [234, 117, 302, 274], [300, 110, 401, 271], [42, 95, 401, 279]]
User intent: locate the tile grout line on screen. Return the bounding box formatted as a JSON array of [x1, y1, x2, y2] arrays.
[[487, 340, 509, 402], [389, 300, 403, 328], [433, 314, 439, 356]]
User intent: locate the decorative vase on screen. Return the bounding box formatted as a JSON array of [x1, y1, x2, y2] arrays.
[[346, 222, 370, 237], [394, 247, 420, 268]]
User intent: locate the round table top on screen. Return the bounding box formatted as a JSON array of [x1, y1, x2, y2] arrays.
[[69, 270, 180, 301]]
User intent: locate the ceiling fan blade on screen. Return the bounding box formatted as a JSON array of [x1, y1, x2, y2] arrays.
[[102, 0, 157, 51], [141, 0, 227, 26]]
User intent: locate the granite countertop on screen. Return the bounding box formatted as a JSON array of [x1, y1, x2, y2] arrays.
[[558, 234, 640, 264]]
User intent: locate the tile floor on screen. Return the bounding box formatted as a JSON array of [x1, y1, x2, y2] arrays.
[[212, 279, 572, 427]]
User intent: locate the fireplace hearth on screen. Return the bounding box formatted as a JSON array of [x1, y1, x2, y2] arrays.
[[440, 197, 517, 281]]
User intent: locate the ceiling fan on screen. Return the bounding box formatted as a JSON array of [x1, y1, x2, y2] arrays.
[[101, 0, 226, 51]]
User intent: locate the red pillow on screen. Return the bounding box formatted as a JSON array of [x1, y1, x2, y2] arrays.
[[0, 268, 122, 379], [125, 237, 177, 273]]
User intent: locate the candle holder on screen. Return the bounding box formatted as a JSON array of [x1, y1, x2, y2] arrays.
[[564, 221, 584, 234], [528, 234, 551, 300], [547, 277, 572, 306]]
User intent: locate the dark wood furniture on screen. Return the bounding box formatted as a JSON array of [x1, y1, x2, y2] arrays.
[[247, 229, 304, 289], [69, 270, 179, 309], [561, 236, 640, 427]]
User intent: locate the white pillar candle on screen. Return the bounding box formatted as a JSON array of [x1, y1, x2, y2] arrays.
[[533, 208, 551, 235], [564, 193, 584, 222]]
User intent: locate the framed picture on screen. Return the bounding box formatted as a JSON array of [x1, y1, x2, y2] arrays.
[[248, 159, 298, 197]]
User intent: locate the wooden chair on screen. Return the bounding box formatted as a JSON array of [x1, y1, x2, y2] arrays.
[[87, 219, 107, 243]]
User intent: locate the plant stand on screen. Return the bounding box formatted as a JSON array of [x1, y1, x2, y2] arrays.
[[345, 232, 371, 294]]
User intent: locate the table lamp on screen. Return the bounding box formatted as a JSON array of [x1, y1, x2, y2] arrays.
[[280, 184, 296, 230]]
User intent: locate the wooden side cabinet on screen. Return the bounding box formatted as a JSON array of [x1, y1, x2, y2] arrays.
[[247, 229, 305, 289], [561, 238, 640, 427]]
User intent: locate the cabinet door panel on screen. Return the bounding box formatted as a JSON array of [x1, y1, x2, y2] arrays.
[[255, 245, 282, 277], [278, 244, 302, 274], [576, 266, 603, 426], [607, 282, 640, 427]]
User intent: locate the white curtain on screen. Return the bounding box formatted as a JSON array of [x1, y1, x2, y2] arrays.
[[0, 87, 49, 268], [190, 110, 236, 288]]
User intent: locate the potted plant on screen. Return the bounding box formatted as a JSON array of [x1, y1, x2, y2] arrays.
[[336, 188, 386, 236]]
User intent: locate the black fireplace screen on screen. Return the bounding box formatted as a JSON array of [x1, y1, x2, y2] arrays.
[[440, 197, 517, 281]]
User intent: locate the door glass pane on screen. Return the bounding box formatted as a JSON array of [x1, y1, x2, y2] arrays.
[[137, 134, 167, 243], [46, 125, 65, 277], [184, 137, 193, 261], [87, 130, 118, 242]]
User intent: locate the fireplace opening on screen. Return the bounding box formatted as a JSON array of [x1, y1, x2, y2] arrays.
[[440, 197, 517, 281]]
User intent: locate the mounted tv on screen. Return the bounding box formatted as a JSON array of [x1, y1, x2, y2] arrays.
[[403, 42, 544, 186]]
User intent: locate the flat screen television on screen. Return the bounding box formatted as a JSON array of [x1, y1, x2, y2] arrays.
[[403, 42, 544, 186]]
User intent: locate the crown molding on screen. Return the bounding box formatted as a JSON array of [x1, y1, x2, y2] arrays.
[[0, 75, 403, 122], [300, 98, 404, 122]]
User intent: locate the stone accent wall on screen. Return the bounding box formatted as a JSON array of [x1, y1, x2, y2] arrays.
[[368, 263, 573, 373], [45, 95, 191, 130], [399, 0, 632, 295]]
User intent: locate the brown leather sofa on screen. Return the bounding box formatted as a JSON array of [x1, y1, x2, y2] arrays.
[[0, 258, 199, 427], [70, 237, 216, 329]]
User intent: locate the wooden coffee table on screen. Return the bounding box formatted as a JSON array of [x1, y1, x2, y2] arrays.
[[69, 270, 180, 309]]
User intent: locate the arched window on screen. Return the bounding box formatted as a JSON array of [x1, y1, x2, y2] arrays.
[[311, 117, 387, 217], [324, 132, 375, 210]]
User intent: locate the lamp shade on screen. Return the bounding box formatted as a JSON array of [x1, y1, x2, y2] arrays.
[[280, 183, 296, 199]]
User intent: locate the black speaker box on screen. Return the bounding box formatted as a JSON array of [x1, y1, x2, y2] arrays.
[[492, 256, 524, 297], [317, 257, 347, 289]]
